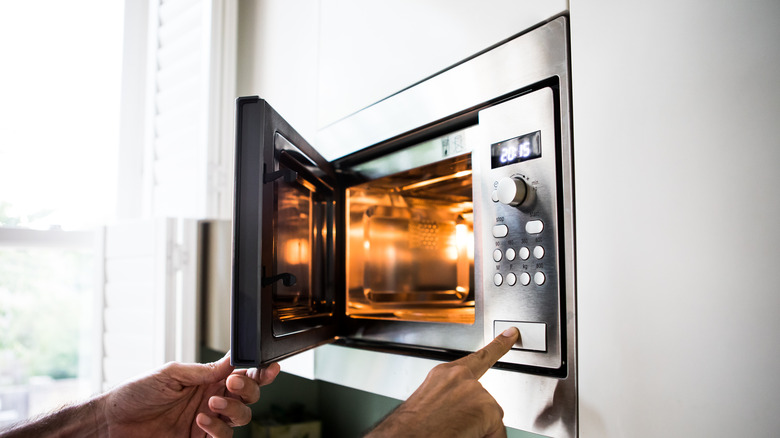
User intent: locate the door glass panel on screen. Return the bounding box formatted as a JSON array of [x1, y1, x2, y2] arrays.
[[271, 148, 335, 336]]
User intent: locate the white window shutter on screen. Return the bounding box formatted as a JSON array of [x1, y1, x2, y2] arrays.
[[142, 0, 237, 219], [99, 218, 198, 390]]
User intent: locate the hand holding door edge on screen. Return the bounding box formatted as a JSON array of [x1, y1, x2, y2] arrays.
[[365, 326, 520, 438]]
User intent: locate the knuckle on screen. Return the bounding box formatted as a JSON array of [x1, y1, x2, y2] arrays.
[[451, 364, 475, 379], [233, 407, 252, 427], [427, 363, 453, 378], [159, 361, 183, 377], [215, 422, 234, 438], [440, 363, 473, 380], [481, 396, 503, 421], [473, 347, 492, 363]]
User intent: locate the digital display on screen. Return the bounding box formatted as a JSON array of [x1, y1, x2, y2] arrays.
[[490, 130, 542, 168]]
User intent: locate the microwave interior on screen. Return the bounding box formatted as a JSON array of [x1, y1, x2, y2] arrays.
[[345, 152, 475, 324]]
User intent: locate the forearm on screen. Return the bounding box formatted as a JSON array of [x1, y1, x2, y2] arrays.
[[0, 394, 106, 438], [365, 406, 421, 438]]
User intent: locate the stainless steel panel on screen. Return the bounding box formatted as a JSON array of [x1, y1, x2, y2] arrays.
[[477, 88, 562, 369]]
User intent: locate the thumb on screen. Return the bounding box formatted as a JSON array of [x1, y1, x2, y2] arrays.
[[195, 351, 235, 385]]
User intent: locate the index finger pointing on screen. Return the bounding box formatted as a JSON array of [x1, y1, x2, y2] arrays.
[[456, 327, 519, 378]]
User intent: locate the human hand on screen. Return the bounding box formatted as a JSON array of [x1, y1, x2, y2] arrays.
[[99, 352, 280, 437], [366, 327, 520, 438]]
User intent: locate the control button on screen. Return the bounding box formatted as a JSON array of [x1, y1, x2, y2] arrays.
[[519, 272, 531, 286], [533, 246, 545, 259], [493, 273, 503, 286], [506, 273, 517, 286], [534, 272, 546, 285], [505, 248, 516, 261], [497, 177, 528, 206], [491, 190, 499, 202], [493, 249, 503, 262], [518, 247, 530, 260], [492, 224, 509, 238], [494, 321, 547, 352], [525, 220, 544, 234]]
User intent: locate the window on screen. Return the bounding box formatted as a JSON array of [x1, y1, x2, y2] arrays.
[[0, 0, 123, 426], [0, 231, 98, 424]]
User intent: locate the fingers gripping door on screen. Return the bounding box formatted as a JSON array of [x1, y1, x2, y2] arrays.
[[232, 97, 340, 367]]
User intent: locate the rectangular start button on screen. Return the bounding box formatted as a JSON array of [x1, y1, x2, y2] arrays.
[[494, 321, 547, 352]]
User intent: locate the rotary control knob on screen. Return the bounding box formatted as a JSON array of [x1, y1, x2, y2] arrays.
[[497, 177, 528, 206]]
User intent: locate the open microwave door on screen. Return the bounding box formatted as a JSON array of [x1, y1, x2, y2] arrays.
[[231, 97, 342, 367]]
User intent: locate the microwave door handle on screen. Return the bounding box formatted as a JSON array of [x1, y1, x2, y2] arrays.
[[264, 166, 298, 184], [261, 272, 297, 288]]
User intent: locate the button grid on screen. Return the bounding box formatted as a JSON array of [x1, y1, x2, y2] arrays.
[[492, 219, 550, 290]]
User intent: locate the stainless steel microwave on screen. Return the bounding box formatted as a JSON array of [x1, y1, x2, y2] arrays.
[[231, 16, 576, 385]]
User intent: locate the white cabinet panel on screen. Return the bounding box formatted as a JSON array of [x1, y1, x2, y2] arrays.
[[317, 0, 567, 130], [236, 0, 320, 143], [571, 1, 780, 436]]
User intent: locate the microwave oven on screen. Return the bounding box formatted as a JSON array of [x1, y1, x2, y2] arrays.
[[231, 16, 576, 384]]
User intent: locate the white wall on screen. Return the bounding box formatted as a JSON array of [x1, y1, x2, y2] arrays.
[[571, 1, 780, 436], [235, 0, 320, 142], [315, 0, 567, 129]]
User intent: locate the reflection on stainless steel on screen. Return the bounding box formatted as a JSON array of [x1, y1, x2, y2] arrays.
[[399, 169, 472, 192], [346, 154, 475, 324], [348, 126, 477, 180]]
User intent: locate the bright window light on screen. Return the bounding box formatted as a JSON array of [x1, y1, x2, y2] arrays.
[[0, 0, 123, 427], [0, 0, 123, 230]]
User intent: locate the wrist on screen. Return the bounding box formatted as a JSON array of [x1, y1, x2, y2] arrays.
[[48, 394, 107, 438]]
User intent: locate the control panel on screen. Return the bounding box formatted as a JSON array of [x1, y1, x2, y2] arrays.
[[477, 87, 564, 370]]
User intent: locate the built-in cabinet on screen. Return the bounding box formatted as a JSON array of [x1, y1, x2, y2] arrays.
[[570, 1, 780, 436]]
